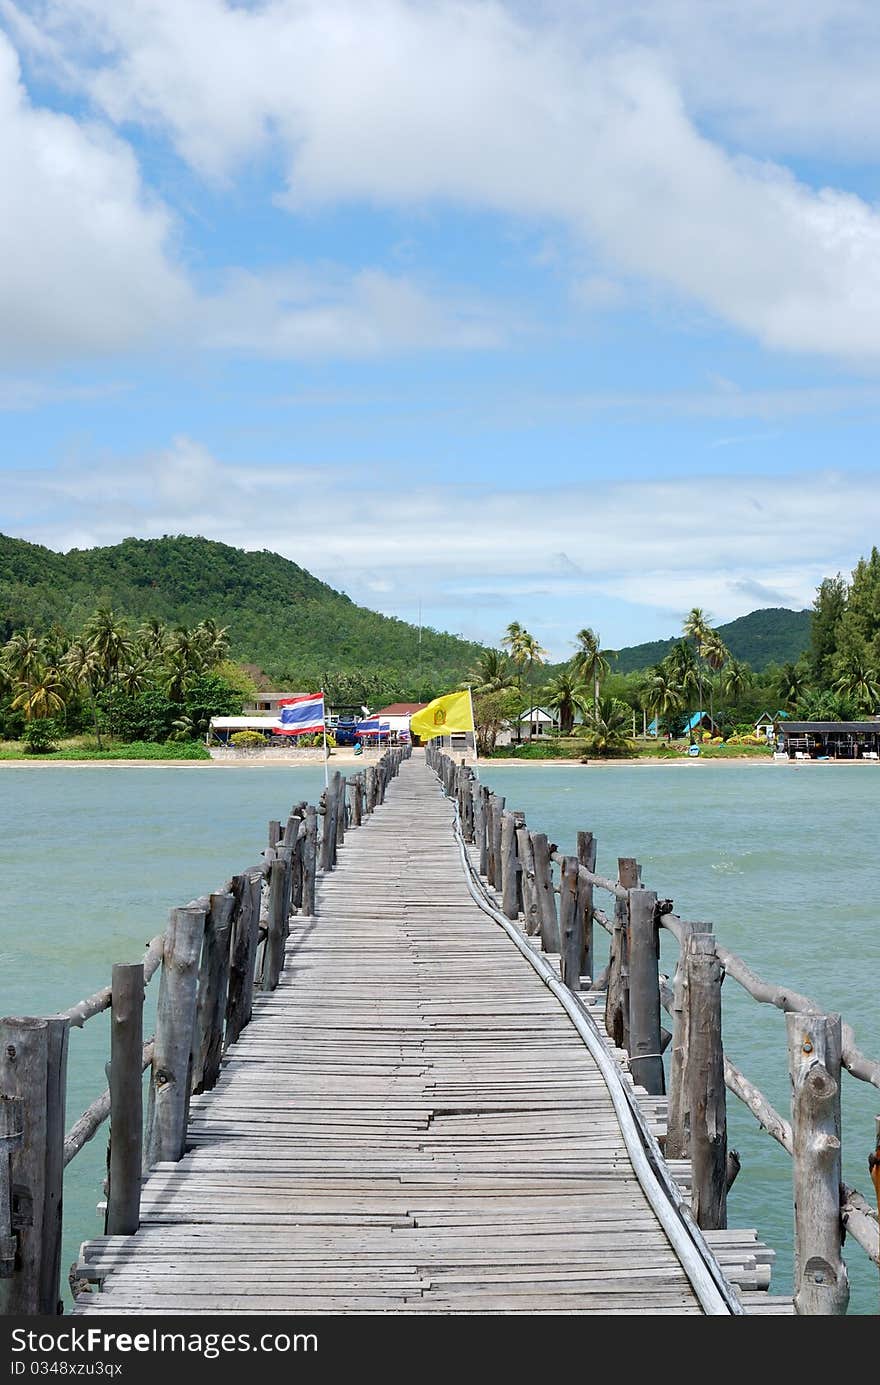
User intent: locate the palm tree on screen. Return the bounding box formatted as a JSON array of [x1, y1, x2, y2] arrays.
[[666, 642, 699, 737], [194, 618, 230, 669], [581, 696, 636, 757], [777, 662, 809, 711], [62, 640, 104, 748], [542, 670, 591, 736], [119, 660, 149, 696], [85, 609, 133, 692], [572, 628, 613, 717], [4, 630, 42, 710], [701, 631, 728, 731], [138, 618, 169, 661], [647, 666, 684, 739], [464, 648, 519, 693], [721, 657, 752, 705], [11, 665, 66, 721], [161, 649, 194, 703], [502, 623, 548, 739], [683, 607, 711, 726], [833, 658, 880, 712]]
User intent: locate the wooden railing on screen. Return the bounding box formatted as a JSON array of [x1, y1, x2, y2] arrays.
[[0, 746, 410, 1315], [427, 747, 880, 1316]]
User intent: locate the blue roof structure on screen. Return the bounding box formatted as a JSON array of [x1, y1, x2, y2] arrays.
[[647, 710, 717, 736]]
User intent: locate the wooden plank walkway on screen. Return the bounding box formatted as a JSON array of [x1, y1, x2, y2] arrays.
[[75, 755, 738, 1314]]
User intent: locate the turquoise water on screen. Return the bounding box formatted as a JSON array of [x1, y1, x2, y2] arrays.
[[0, 762, 877, 1314]]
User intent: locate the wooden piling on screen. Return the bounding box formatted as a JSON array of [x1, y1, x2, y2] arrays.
[[628, 888, 664, 1096], [477, 785, 489, 877], [303, 807, 318, 917], [516, 826, 539, 935], [225, 872, 261, 1046], [576, 831, 597, 983], [263, 850, 292, 991], [192, 892, 235, 1093], [105, 963, 144, 1236], [531, 832, 559, 953], [685, 932, 727, 1230], [605, 857, 638, 1049], [0, 1015, 68, 1315], [144, 906, 206, 1169], [665, 918, 694, 1159], [500, 813, 519, 920], [559, 855, 582, 991], [786, 1010, 849, 1315]]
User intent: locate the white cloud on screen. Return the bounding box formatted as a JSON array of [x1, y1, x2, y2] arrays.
[[5, 438, 876, 648], [11, 0, 880, 361], [200, 266, 508, 357], [0, 31, 190, 362]]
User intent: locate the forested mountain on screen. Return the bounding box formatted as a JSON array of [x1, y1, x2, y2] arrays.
[[613, 607, 811, 674], [0, 533, 482, 687]]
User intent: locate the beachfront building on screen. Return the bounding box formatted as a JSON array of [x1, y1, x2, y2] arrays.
[[495, 707, 560, 746], [243, 691, 307, 715], [209, 715, 283, 744], [778, 720, 880, 760], [371, 703, 429, 740], [754, 710, 789, 741], [647, 710, 720, 739]]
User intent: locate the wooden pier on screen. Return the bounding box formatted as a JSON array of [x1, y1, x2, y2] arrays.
[[2, 749, 877, 1316]]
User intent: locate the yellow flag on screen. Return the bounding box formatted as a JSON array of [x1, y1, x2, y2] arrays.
[[410, 690, 474, 740]]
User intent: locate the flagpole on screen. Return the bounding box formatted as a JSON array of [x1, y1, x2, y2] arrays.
[[320, 686, 329, 789], [468, 683, 478, 776]]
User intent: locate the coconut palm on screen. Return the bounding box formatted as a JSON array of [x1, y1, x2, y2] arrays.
[[85, 609, 133, 692], [138, 618, 169, 661], [119, 660, 149, 696], [572, 628, 613, 716], [833, 658, 880, 712], [11, 665, 66, 722], [683, 607, 712, 725], [4, 630, 42, 709], [700, 631, 728, 730], [721, 657, 752, 704], [464, 648, 519, 694], [542, 670, 591, 737], [647, 666, 685, 739], [62, 640, 104, 747], [194, 618, 230, 669], [161, 649, 194, 703], [502, 623, 548, 739], [666, 642, 700, 735], [777, 662, 809, 711], [581, 696, 636, 757]]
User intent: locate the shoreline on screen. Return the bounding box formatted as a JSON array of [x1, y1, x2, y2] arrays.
[[1, 754, 877, 769]]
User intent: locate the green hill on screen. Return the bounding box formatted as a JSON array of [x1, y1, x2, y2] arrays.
[[613, 607, 811, 674], [0, 533, 482, 686]]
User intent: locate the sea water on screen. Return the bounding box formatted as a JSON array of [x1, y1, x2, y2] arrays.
[[0, 763, 877, 1314]]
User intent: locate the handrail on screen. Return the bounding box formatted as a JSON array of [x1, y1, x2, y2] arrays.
[[0, 745, 411, 1315], [428, 744, 879, 1315]]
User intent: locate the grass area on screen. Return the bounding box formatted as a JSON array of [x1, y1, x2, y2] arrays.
[[488, 739, 774, 761], [0, 738, 210, 761]]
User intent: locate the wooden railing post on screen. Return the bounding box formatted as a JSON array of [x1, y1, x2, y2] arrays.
[[145, 906, 206, 1168], [105, 963, 144, 1236], [606, 857, 638, 1050], [263, 849, 292, 991], [530, 832, 559, 953], [477, 785, 489, 877], [225, 871, 261, 1046], [786, 1011, 849, 1315], [336, 776, 347, 848], [487, 794, 505, 888], [516, 825, 539, 935], [192, 892, 235, 1093], [500, 812, 519, 920], [0, 1016, 68, 1315], [577, 831, 597, 983], [628, 888, 664, 1096], [684, 932, 727, 1230], [665, 919, 694, 1159], [303, 807, 318, 917], [559, 855, 582, 991], [0, 1095, 22, 1281]]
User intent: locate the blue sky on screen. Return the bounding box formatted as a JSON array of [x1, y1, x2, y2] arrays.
[[3, 2, 880, 661]]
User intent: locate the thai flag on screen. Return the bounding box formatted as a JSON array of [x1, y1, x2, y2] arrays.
[[276, 692, 325, 737]]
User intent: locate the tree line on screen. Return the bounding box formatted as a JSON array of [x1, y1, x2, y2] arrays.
[[0, 610, 248, 751]]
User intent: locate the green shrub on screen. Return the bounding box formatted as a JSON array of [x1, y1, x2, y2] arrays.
[[23, 719, 59, 754], [230, 730, 268, 748]]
